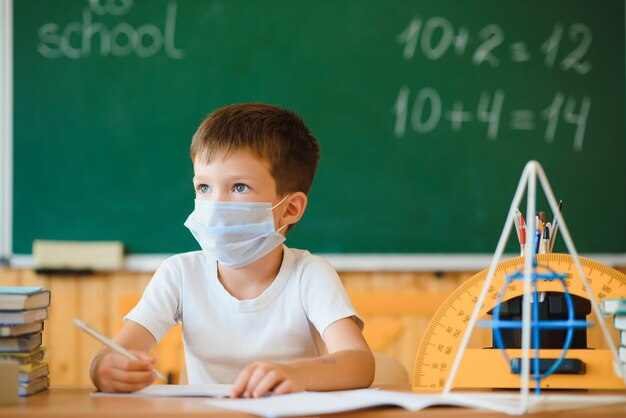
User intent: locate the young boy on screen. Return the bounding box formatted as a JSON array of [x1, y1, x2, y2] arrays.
[[90, 103, 375, 397]]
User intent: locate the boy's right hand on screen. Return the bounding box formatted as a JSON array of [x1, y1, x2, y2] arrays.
[[93, 349, 157, 393]]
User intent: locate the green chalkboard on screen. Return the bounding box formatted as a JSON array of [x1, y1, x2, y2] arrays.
[[13, 0, 626, 255]]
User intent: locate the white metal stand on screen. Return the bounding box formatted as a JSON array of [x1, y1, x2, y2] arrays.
[[441, 160, 626, 415]]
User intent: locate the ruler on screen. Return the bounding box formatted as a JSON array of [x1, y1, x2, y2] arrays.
[[412, 253, 626, 391]]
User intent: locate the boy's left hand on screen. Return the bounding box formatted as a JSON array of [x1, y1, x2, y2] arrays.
[[231, 361, 305, 398]]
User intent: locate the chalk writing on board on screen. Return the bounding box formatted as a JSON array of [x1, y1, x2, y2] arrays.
[[393, 16, 593, 151], [396, 16, 592, 73], [36, 0, 184, 59], [393, 87, 590, 151]]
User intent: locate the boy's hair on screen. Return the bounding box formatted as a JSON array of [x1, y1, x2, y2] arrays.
[[191, 103, 320, 196]]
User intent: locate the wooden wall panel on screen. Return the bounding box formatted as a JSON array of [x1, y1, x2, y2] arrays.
[[45, 275, 80, 384], [341, 270, 473, 374], [1, 265, 625, 387], [0, 268, 21, 286], [107, 272, 153, 335], [78, 276, 109, 385]]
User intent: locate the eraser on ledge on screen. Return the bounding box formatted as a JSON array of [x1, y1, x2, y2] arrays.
[[32, 240, 124, 271]]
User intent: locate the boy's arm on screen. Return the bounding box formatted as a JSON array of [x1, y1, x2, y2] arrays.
[[89, 320, 158, 393], [231, 317, 374, 398]]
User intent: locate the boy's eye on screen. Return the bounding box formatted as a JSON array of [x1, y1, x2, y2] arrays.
[[198, 184, 210, 193], [233, 183, 250, 193]]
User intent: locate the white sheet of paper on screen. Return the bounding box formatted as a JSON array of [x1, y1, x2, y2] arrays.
[[92, 384, 232, 398], [205, 389, 626, 417]]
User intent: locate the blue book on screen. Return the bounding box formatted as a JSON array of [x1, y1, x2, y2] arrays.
[[0, 308, 48, 325], [0, 287, 51, 311]]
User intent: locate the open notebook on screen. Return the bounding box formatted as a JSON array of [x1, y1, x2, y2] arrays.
[[91, 385, 626, 415], [205, 389, 626, 417]]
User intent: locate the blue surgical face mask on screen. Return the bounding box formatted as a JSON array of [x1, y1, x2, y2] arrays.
[[184, 195, 289, 269]]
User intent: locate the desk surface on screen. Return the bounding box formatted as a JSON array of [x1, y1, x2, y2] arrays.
[[2, 386, 626, 418]]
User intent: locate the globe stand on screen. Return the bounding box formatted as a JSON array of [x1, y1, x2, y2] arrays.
[[441, 160, 626, 414]]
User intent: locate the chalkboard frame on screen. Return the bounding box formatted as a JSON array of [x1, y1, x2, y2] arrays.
[[0, 0, 12, 265]]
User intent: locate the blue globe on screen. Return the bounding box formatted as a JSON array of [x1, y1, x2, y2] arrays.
[[478, 263, 592, 395]]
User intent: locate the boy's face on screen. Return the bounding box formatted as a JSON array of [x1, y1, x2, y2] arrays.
[[193, 149, 284, 223]]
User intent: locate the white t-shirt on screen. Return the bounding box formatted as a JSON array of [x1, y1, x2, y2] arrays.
[[125, 246, 363, 384]]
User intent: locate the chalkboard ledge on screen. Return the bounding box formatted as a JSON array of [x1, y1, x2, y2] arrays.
[[8, 253, 626, 272]]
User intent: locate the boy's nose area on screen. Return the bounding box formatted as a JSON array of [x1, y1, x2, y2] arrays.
[[195, 188, 225, 202], [207, 188, 232, 203]]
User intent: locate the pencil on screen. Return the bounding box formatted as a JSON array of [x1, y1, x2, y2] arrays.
[[73, 318, 166, 381], [550, 200, 563, 253]]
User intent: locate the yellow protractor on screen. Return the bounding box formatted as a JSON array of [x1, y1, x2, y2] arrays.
[[412, 253, 626, 392]]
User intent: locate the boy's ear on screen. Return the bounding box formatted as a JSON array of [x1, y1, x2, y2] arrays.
[[279, 192, 308, 229]]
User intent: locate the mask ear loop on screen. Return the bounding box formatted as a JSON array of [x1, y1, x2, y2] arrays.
[[272, 194, 291, 234], [271, 194, 290, 210]]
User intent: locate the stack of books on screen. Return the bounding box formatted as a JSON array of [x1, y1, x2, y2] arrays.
[[0, 286, 51, 396], [601, 297, 626, 366]]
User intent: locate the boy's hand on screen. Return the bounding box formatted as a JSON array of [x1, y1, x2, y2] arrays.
[[231, 361, 305, 398], [94, 349, 157, 393]]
